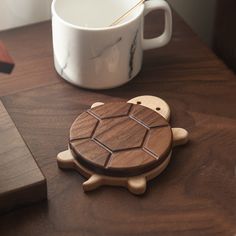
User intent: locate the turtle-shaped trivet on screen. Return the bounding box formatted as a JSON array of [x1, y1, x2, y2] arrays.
[[57, 95, 189, 195]]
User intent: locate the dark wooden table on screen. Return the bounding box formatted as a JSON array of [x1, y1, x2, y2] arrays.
[[0, 11, 236, 236]]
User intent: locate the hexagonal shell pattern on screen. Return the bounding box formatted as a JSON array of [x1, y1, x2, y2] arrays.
[[69, 102, 172, 177], [94, 116, 147, 151]]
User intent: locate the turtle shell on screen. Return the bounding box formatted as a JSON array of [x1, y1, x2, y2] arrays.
[[69, 102, 173, 177]]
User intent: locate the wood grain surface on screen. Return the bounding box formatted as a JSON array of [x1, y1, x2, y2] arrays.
[[0, 101, 46, 213], [69, 103, 172, 177], [0, 10, 236, 236]]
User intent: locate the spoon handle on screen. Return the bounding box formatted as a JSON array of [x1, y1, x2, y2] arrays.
[[110, 0, 145, 26]]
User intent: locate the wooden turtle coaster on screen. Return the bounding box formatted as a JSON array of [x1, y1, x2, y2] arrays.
[[57, 96, 189, 195]]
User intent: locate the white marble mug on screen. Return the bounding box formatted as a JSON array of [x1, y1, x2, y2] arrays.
[[51, 0, 172, 89]]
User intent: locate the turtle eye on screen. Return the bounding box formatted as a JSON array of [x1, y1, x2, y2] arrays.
[[156, 107, 161, 111], [136, 101, 141, 104]]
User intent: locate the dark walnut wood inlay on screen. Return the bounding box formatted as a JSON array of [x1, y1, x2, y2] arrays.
[[69, 103, 172, 177], [90, 102, 132, 119], [130, 104, 168, 128], [70, 139, 110, 168], [94, 116, 147, 151], [70, 112, 98, 140], [145, 126, 173, 158]]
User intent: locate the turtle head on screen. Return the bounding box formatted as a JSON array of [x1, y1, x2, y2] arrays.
[[91, 102, 104, 108], [128, 95, 171, 121]]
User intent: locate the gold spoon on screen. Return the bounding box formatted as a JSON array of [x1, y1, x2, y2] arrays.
[[110, 0, 145, 26]]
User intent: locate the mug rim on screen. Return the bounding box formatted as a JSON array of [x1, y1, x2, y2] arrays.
[[51, 0, 144, 31]]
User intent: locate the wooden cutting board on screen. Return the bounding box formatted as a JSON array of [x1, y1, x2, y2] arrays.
[[0, 100, 47, 213]]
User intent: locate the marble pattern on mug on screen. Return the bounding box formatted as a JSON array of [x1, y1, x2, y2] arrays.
[[60, 50, 70, 76], [90, 37, 122, 60], [129, 29, 138, 79]]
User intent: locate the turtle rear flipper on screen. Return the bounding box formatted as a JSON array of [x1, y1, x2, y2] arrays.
[[83, 174, 103, 191]]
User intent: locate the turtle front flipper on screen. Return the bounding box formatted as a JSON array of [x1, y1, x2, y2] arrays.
[[57, 150, 75, 169], [172, 128, 189, 147], [127, 176, 147, 195]]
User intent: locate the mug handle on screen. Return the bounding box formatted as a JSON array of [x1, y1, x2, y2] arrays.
[[142, 0, 172, 50]]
